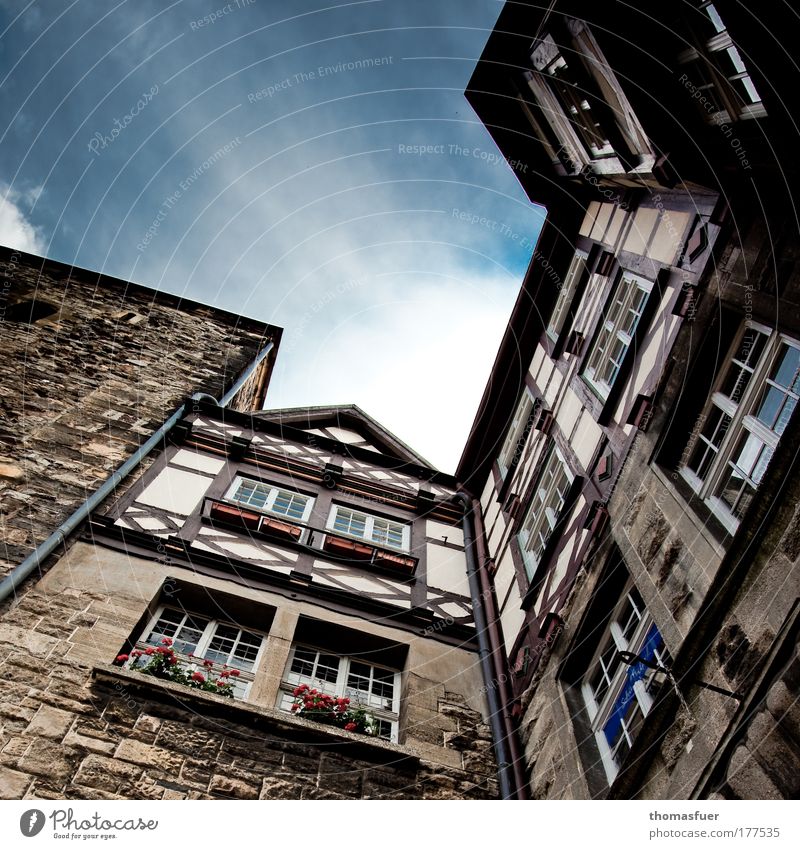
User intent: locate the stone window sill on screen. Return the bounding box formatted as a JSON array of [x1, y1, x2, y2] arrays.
[[92, 664, 419, 766]]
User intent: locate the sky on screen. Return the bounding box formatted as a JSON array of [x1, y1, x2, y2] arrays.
[[0, 0, 545, 473]]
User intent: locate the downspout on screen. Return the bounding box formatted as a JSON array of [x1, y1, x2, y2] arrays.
[[0, 342, 274, 605], [471, 496, 530, 799], [453, 491, 516, 800]]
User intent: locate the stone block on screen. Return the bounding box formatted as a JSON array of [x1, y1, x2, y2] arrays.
[[74, 755, 143, 792], [259, 775, 304, 799], [18, 737, 80, 785], [25, 705, 74, 740], [115, 739, 184, 773], [727, 745, 783, 800], [318, 753, 365, 795], [766, 680, 800, 742], [62, 729, 116, 755], [0, 765, 31, 799], [746, 711, 800, 796], [209, 773, 260, 799]]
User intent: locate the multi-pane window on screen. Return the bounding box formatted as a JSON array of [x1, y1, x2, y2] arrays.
[[546, 250, 589, 341], [680, 2, 765, 121], [225, 477, 313, 523], [278, 644, 400, 741], [584, 272, 653, 399], [518, 445, 574, 581], [327, 505, 409, 552], [498, 389, 536, 478], [530, 34, 614, 159], [134, 606, 265, 699], [582, 585, 670, 785], [681, 323, 800, 532]]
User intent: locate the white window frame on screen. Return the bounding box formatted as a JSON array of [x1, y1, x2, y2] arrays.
[[518, 444, 574, 581], [326, 504, 410, 552], [584, 271, 653, 400], [277, 643, 401, 742], [581, 586, 669, 785], [680, 322, 800, 533], [129, 605, 267, 700], [546, 249, 589, 341], [679, 2, 766, 122], [498, 389, 536, 478], [224, 476, 314, 523]]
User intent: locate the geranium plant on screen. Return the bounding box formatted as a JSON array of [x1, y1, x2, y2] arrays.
[[289, 683, 377, 735], [115, 638, 241, 698]]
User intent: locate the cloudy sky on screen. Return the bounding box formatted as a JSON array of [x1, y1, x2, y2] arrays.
[[0, 0, 544, 472]]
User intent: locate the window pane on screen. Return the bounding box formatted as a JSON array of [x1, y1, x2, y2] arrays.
[[231, 479, 270, 509], [272, 489, 308, 520], [333, 507, 367, 538]]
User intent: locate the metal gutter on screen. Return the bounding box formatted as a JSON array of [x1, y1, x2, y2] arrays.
[[453, 491, 517, 799]]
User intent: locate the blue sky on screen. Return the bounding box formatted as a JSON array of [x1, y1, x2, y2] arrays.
[[0, 0, 545, 472]]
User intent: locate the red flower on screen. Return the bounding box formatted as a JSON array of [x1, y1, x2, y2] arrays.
[[290, 703, 299, 712], [115, 654, 129, 663], [191, 672, 205, 683], [144, 647, 155, 655], [228, 669, 240, 677], [203, 659, 214, 668], [161, 637, 173, 646], [168, 656, 178, 665], [131, 650, 143, 658], [344, 722, 357, 732]]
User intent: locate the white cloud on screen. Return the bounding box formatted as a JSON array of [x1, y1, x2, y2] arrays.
[[0, 184, 44, 254]]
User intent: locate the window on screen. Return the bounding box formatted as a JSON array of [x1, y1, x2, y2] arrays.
[[327, 505, 410, 552], [225, 477, 313, 523], [681, 323, 800, 532], [498, 389, 536, 478], [680, 2, 765, 121], [584, 272, 653, 400], [581, 585, 670, 785], [547, 250, 589, 341], [518, 444, 574, 581], [131, 606, 266, 699], [278, 644, 400, 741], [530, 34, 614, 159]]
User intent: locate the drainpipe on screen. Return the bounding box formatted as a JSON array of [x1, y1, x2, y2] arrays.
[[0, 342, 274, 605], [471, 496, 530, 799], [453, 492, 516, 800]]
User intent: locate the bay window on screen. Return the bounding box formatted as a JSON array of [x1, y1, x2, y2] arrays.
[[581, 585, 670, 785], [546, 250, 589, 341], [681, 322, 800, 532]]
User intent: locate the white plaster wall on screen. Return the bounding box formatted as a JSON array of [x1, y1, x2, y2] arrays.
[[579, 201, 600, 237], [425, 520, 464, 548], [171, 449, 226, 475], [648, 211, 690, 265], [136, 466, 214, 516], [623, 207, 659, 255], [426, 543, 470, 595]]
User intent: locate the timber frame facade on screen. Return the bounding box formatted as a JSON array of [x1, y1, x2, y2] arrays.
[[459, 0, 800, 799]]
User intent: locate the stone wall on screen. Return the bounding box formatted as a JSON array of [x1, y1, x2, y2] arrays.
[[0, 248, 278, 585], [0, 585, 496, 800]]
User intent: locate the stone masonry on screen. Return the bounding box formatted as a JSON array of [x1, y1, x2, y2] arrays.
[[0, 248, 279, 586], [0, 588, 496, 800]]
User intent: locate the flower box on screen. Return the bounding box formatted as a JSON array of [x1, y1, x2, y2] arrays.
[[323, 535, 374, 559], [373, 550, 416, 573], [259, 516, 303, 541], [209, 502, 261, 530]]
